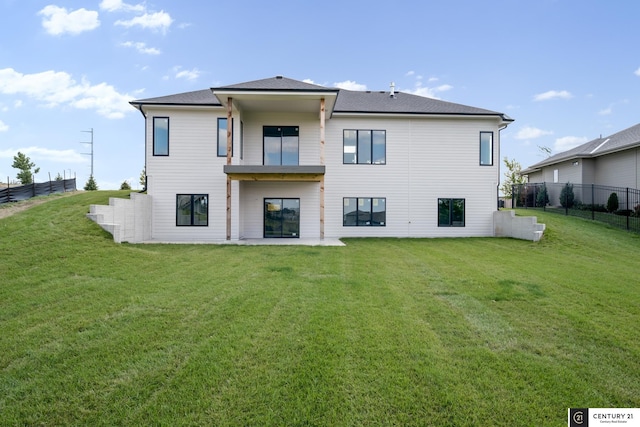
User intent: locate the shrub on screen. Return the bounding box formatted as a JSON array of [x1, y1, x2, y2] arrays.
[[607, 192, 619, 213], [536, 185, 549, 207], [634, 204, 640, 218], [120, 180, 131, 190], [560, 183, 575, 208]]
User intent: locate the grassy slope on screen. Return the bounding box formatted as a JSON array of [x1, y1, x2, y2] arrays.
[[1, 191, 639, 426]]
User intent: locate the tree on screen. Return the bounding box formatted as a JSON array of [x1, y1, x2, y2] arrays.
[[607, 192, 619, 213], [84, 175, 98, 191], [500, 157, 526, 198], [55, 173, 63, 181], [12, 152, 40, 184], [536, 185, 549, 207], [120, 180, 131, 190], [139, 166, 146, 189], [560, 183, 575, 208]]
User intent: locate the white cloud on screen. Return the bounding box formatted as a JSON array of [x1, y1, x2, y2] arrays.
[[0, 68, 133, 119], [635, 67, 640, 77], [115, 11, 173, 32], [598, 106, 613, 115], [121, 41, 161, 55], [38, 5, 100, 36], [405, 70, 415, 76], [0, 120, 8, 132], [0, 146, 86, 163], [175, 68, 201, 81], [533, 90, 573, 101], [515, 126, 553, 140], [333, 80, 367, 91], [406, 84, 452, 99], [555, 136, 588, 152], [99, 0, 145, 13]]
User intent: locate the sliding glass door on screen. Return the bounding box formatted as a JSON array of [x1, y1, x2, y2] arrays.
[[264, 198, 300, 238]]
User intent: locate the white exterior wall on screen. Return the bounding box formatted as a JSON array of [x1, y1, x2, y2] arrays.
[[144, 105, 505, 241], [145, 106, 237, 242], [323, 116, 501, 238], [239, 181, 320, 239]]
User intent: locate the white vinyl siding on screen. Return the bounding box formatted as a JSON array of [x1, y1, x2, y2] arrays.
[[145, 106, 504, 241]]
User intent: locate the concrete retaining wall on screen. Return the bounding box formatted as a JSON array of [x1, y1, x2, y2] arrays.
[[494, 210, 545, 242], [87, 193, 151, 243]]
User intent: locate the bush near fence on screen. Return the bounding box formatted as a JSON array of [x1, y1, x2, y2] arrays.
[[0, 178, 77, 204], [512, 182, 640, 233]]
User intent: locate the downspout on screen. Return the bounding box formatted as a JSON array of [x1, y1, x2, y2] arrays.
[[320, 98, 325, 240]]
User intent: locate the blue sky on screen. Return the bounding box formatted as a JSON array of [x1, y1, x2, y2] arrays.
[[1, 0, 639, 189]]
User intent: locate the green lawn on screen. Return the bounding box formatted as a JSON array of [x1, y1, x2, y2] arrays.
[[1, 191, 639, 426]]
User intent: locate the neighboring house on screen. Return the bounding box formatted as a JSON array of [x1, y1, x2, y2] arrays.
[[522, 122, 640, 189], [94, 76, 515, 243]]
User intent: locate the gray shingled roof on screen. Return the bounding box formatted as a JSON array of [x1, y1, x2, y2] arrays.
[[524, 122, 640, 172], [333, 89, 509, 117], [130, 76, 511, 120], [131, 89, 220, 106], [213, 76, 337, 92]]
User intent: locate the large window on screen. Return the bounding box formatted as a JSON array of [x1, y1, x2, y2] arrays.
[[343, 197, 386, 226], [153, 117, 169, 156], [177, 194, 208, 226], [217, 118, 233, 157], [480, 131, 493, 166], [438, 198, 465, 227], [343, 130, 386, 164], [263, 126, 299, 165]]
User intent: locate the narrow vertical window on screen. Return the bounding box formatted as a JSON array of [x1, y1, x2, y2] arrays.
[[480, 132, 493, 166], [153, 117, 169, 156], [343, 130, 357, 164], [217, 118, 233, 157]]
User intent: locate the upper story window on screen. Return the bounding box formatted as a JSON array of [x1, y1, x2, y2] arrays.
[[343, 130, 386, 164], [264, 126, 299, 165], [217, 118, 233, 157], [153, 117, 169, 156], [479, 131, 493, 166], [343, 197, 386, 226]]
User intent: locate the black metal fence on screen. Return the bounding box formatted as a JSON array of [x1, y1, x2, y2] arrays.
[[0, 178, 77, 204], [512, 183, 640, 233]]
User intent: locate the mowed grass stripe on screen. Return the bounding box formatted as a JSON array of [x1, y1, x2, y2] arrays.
[[0, 191, 639, 426]]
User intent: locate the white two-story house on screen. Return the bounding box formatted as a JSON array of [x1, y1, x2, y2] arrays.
[[91, 76, 514, 243]]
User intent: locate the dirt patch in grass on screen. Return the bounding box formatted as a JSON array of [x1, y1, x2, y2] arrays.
[[0, 191, 79, 220]]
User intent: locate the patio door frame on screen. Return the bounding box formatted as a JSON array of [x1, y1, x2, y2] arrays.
[[264, 198, 300, 238]]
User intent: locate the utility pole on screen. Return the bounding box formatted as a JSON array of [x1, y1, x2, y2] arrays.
[[81, 128, 94, 177]]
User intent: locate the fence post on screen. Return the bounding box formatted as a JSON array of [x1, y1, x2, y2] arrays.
[[627, 188, 630, 230], [591, 184, 595, 220], [6, 176, 9, 203]]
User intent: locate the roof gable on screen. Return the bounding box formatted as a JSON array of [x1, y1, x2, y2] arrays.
[[213, 76, 335, 92]]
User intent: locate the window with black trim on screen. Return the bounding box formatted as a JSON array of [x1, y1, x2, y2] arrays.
[[438, 198, 465, 227], [343, 130, 386, 164], [263, 126, 299, 165], [153, 117, 169, 156], [480, 131, 493, 166], [343, 197, 386, 226], [217, 118, 234, 157], [177, 194, 208, 226]]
